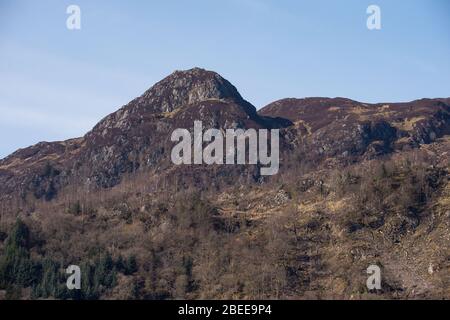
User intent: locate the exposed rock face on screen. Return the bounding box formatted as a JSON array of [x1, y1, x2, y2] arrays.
[[260, 98, 450, 143], [260, 97, 450, 163], [135, 68, 251, 113]]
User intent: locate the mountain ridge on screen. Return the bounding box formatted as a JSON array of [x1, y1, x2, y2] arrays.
[[0, 68, 449, 202]]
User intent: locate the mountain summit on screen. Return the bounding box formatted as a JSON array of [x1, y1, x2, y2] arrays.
[[130, 67, 253, 114], [89, 68, 265, 141]]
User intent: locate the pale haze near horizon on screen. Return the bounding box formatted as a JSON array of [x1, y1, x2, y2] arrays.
[[0, 0, 449, 158]]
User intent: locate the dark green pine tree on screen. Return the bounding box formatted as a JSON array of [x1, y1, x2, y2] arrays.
[[0, 219, 36, 290]]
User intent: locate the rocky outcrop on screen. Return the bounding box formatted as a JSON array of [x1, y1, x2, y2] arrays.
[[260, 97, 450, 162]]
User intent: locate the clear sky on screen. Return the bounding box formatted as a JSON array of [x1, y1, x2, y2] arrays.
[[0, 0, 449, 158]]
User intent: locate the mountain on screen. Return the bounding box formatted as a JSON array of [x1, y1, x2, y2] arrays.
[[0, 68, 290, 203], [0, 68, 449, 300]]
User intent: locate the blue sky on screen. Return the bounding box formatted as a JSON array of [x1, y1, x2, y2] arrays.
[[0, 0, 449, 158]]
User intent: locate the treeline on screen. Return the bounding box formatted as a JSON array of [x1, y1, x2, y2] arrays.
[[0, 220, 138, 299]]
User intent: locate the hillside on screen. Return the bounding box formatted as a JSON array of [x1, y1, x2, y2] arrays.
[[0, 68, 449, 300]]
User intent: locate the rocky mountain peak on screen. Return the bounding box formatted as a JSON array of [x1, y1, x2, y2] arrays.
[[88, 68, 262, 138], [132, 67, 248, 114]]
